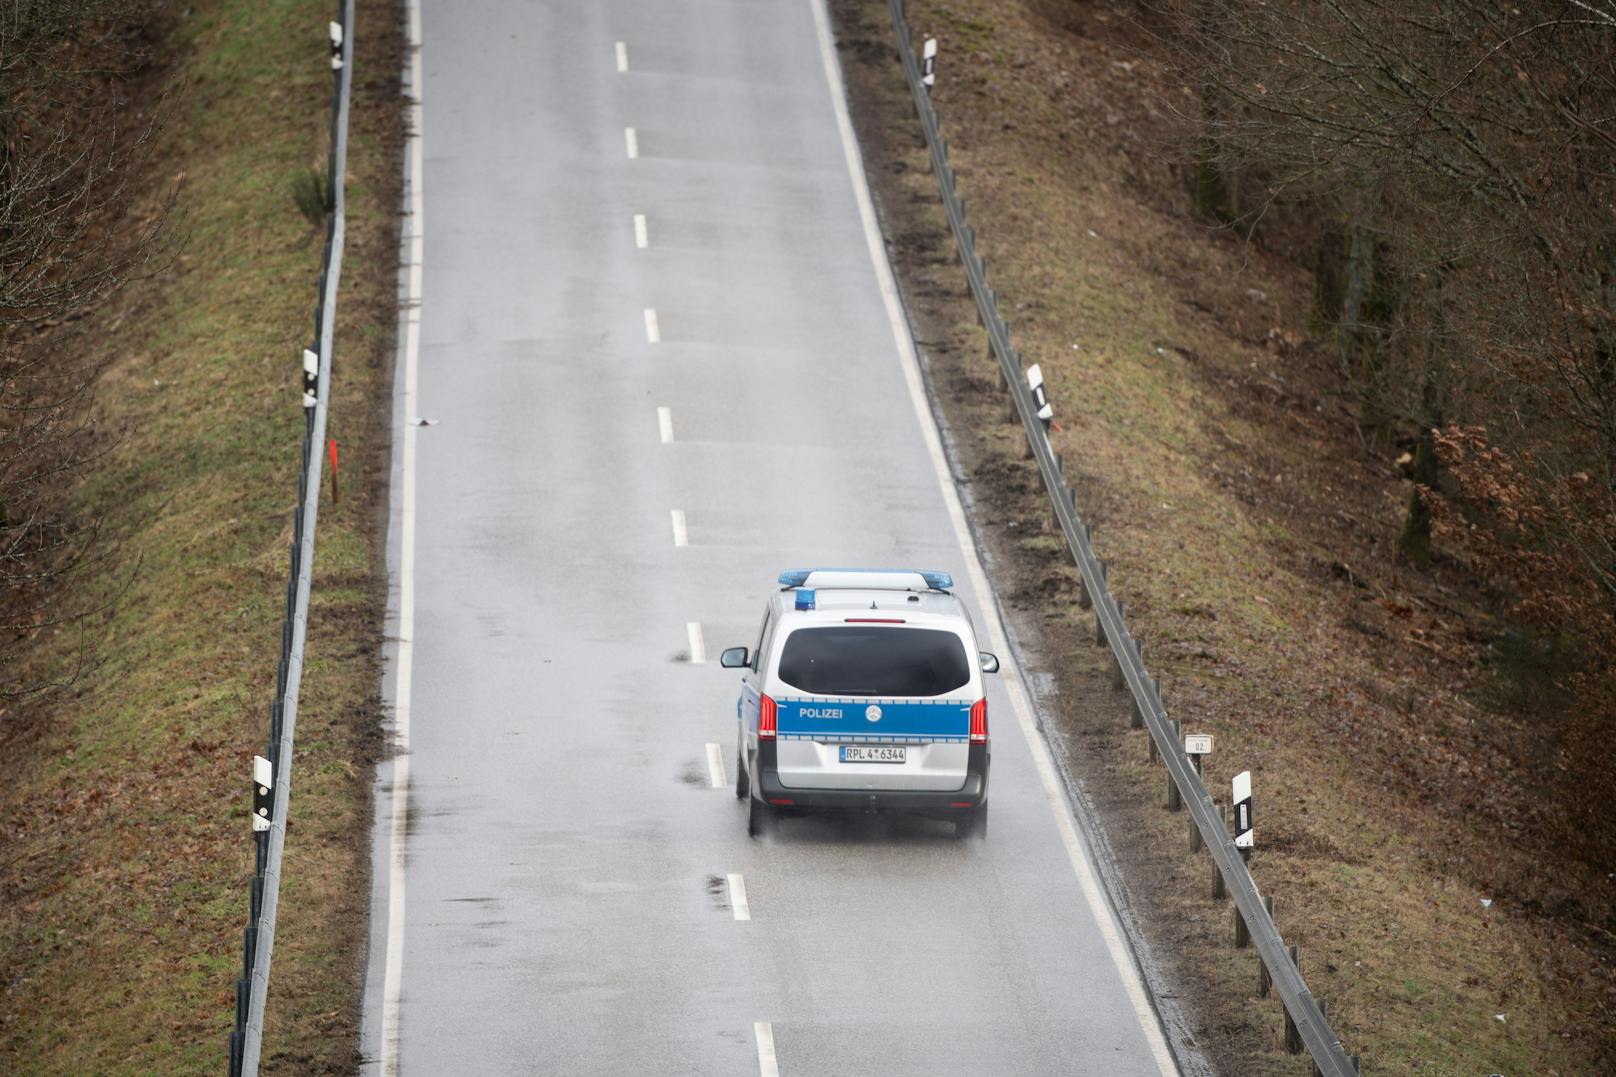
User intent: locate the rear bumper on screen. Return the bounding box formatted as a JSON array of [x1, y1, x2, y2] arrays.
[[753, 742, 989, 813]]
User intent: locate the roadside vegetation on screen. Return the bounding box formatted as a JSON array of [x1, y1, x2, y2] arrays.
[[0, 1, 400, 1073], [834, 0, 1614, 1072]]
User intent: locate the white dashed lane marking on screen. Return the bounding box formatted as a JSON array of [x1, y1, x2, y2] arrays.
[[615, 40, 628, 72], [726, 873, 750, 921], [754, 1022, 779, 1077], [670, 508, 688, 547], [624, 126, 639, 159], [657, 406, 673, 443], [686, 622, 706, 665], [705, 742, 726, 788], [643, 307, 660, 343], [634, 213, 648, 249]]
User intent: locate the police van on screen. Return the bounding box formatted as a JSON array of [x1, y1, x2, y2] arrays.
[[720, 569, 998, 838]]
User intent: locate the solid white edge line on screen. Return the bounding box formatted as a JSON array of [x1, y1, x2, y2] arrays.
[[805, 1, 1178, 1073], [624, 125, 639, 159], [380, 0, 424, 1072], [727, 873, 751, 921], [754, 1021, 779, 1077], [634, 213, 649, 249], [644, 307, 660, 343], [686, 621, 706, 665], [615, 40, 628, 72], [670, 508, 689, 547], [657, 405, 674, 443], [706, 742, 727, 788]]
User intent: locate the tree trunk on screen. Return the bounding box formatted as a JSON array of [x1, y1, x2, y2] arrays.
[[1398, 379, 1441, 565]]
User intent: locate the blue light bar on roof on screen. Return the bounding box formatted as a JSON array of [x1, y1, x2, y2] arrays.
[[795, 588, 815, 611], [777, 568, 954, 591]]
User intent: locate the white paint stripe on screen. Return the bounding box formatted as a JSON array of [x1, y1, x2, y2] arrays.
[[634, 213, 648, 249], [754, 1021, 779, 1077], [706, 742, 726, 788], [670, 508, 688, 547], [807, 2, 1178, 1072], [643, 307, 660, 343], [624, 125, 639, 159], [657, 405, 674, 443], [615, 40, 628, 72], [686, 621, 706, 665], [380, 0, 424, 1072], [727, 873, 751, 921]]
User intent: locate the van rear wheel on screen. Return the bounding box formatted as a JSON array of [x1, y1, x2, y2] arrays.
[[955, 802, 987, 839], [747, 796, 771, 838], [734, 747, 749, 799]]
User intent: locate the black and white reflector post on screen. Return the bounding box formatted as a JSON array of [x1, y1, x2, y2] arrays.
[[302, 348, 319, 409], [329, 21, 344, 69], [1026, 363, 1054, 429], [252, 755, 273, 833], [1232, 769, 1253, 849], [922, 37, 937, 87]]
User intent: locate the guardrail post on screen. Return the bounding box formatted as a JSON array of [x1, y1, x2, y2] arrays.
[[1235, 889, 1265, 949], [1283, 946, 1303, 1051], [1166, 724, 1184, 812], [1309, 1000, 1336, 1077], [1309, 1000, 1331, 1074], [1128, 644, 1146, 727]]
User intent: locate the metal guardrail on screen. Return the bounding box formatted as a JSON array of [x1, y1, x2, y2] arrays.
[[227, 2, 354, 1074], [883, 1, 1359, 1073]]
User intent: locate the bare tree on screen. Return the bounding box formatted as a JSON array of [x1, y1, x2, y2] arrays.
[[1163, 0, 1616, 652], [0, 1, 162, 702]]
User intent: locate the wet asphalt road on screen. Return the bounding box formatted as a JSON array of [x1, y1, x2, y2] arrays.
[[358, 1, 1176, 1074]]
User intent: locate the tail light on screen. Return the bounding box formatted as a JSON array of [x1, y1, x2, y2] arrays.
[[758, 694, 777, 741], [969, 698, 987, 744]]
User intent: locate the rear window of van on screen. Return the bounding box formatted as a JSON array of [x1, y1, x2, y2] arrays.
[[776, 626, 970, 697]]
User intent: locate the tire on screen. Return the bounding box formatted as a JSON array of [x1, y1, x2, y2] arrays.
[[747, 795, 771, 838], [734, 746, 750, 800], [956, 802, 987, 840]]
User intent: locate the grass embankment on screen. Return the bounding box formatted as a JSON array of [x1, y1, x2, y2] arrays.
[[0, 2, 400, 1073], [835, 0, 1614, 1073]]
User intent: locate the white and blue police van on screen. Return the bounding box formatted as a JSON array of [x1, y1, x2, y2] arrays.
[[720, 569, 999, 838]]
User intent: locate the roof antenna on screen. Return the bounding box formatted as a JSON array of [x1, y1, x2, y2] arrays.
[[870, 601, 878, 609]]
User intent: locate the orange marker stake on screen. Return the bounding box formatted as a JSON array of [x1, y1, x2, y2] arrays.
[[327, 437, 340, 505]]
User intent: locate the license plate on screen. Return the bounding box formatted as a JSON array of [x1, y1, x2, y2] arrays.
[[840, 745, 906, 764]]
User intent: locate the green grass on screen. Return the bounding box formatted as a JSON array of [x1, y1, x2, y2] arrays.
[[0, 1, 399, 1073]]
